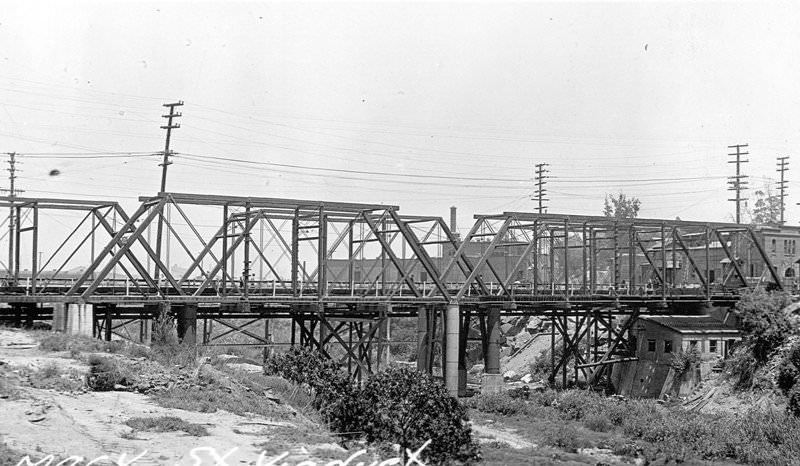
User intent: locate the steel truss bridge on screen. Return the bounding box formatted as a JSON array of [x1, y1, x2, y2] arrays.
[[0, 192, 782, 394]]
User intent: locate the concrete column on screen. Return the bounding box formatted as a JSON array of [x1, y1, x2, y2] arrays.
[[416, 306, 430, 372], [482, 307, 503, 394], [104, 305, 113, 341], [66, 303, 94, 337], [140, 318, 152, 345], [177, 303, 197, 345], [445, 301, 460, 397], [52, 303, 66, 332]]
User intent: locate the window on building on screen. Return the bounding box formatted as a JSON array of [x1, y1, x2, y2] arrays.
[[689, 340, 698, 350], [708, 269, 716, 284], [664, 340, 673, 353], [647, 339, 656, 352], [771, 239, 777, 253], [420, 271, 428, 282], [709, 340, 718, 353]]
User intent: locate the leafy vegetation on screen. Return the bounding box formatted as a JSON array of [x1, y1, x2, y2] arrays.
[[603, 193, 641, 219], [468, 388, 800, 465], [265, 347, 480, 465], [86, 355, 128, 391], [670, 348, 699, 377], [124, 415, 208, 436]]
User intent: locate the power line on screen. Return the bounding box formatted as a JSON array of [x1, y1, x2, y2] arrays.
[[777, 156, 789, 225], [178, 152, 531, 183], [533, 162, 549, 214], [727, 144, 749, 224]]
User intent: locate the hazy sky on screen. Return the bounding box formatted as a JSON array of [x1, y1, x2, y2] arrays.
[[2, 1, 800, 234]]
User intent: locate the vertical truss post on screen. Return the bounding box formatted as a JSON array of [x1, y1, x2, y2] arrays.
[[532, 222, 539, 293], [318, 206, 327, 297], [549, 229, 555, 290], [561, 315, 568, 387], [582, 223, 588, 293], [549, 313, 555, 385], [671, 227, 677, 288], [221, 203, 228, 296], [243, 201, 251, 298], [563, 218, 569, 298], [347, 220, 355, 292], [31, 203, 38, 293], [705, 226, 711, 297], [661, 223, 667, 300], [612, 222, 619, 290], [291, 208, 300, 297], [590, 228, 596, 294], [14, 205, 20, 284], [628, 225, 635, 293]]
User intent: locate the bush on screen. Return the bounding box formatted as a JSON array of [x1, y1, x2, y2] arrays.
[[356, 367, 480, 465], [152, 309, 178, 346], [670, 348, 699, 377], [465, 393, 524, 416], [733, 289, 793, 363], [583, 413, 612, 432], [267, 348, 480, 464], [789, 386, 800, 417], [264, 346, 351, 411], [86, 355, 127, 391], [125, 416, 208, 436]]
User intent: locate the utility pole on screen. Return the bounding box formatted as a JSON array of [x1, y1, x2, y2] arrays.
[[154, 101, 183, 283], [727, 144, 749, 224], [4, 153, 22, 283], [777, 156, 789, 225], [533, 162, 549, 214]]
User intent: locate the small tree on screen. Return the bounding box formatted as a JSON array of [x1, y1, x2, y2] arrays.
[[358, 367, 480, 465], [603, 193, 641, 219], [749, 187, 782, 226]]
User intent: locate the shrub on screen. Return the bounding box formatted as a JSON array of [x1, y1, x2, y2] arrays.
[[670, 348, 699, 377], [733, 289, 793, 363], [124, 415, 208, 436], [86, 355, 127, 391], [583, 413, 612, 432], [264, 346, 351, 410], [465, 393, 523, 416], [778, 361, 799, 393], [356, 367, 480, 465], [789, 386, 800, 417], [152, 309, 178, 346]]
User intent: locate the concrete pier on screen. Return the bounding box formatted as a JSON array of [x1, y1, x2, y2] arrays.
[[416, 306, 430, 372], [482, 307, 503, 394], [66, 303, 94, 337], [445, 301, 460, 396], [177, 303, 197, 345]]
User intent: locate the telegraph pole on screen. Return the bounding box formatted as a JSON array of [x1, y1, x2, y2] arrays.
[[4, 153, 22, 283], [154, 101, 183, 283], [727, 144, 749, 224], [533, 162, 549, 214], [777, 156, 789, 225]]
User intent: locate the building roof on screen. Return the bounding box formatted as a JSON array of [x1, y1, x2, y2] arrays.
[[639, 315, 739, 335]]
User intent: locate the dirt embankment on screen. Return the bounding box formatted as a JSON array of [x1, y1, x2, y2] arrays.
[[0, 329, 347, 465]]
